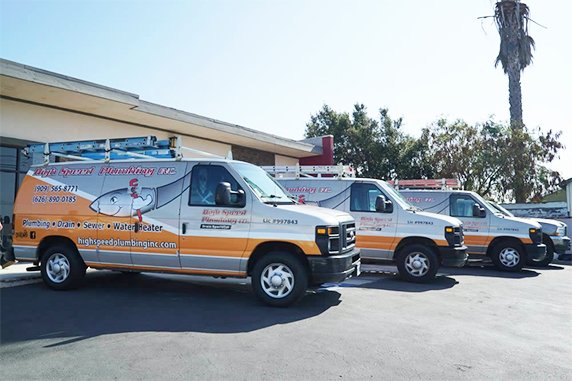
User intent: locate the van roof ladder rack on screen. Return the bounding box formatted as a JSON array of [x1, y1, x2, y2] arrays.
[[23, 135, 230, 164], [389, 178, 461, 190], [262, 164, 355, 178]]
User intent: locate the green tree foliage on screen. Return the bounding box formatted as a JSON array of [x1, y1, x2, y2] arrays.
[[305, 104, 562, 202], [305, 104, 433, 180], [424, 119, 563, 202]]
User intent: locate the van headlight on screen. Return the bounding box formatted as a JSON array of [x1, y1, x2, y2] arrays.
[[316, 225, 340, 255], [444, 226, 463, 247], [555, 226, 566, 237], [529, 228, 542, 244]]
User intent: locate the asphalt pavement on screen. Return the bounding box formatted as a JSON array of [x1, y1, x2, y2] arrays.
[[1, 261, 571, 380]]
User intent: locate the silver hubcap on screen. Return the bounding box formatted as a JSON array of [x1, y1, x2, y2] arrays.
[[499, 247, 520, 267], [404, 252, 430, 277], [46, 253, 70, 283], [260, 263, 294, 299]]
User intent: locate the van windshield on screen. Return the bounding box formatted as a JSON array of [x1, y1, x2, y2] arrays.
[[377, 180, 416, 210], [488, 201, 514, 217], [232, 163, 294, 204]]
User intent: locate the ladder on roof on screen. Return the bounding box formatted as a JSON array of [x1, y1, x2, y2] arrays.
[[389, 178, 461, 190], [24, 136, 232, 165], [262, 164, 355, 178]]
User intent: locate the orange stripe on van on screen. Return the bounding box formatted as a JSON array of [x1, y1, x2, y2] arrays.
[[247, 238, 321, 256], [181, 237, 247, 257], [463, 235, 492, 246], [180, 237, 321, 257], [357, 235, 396, 251]]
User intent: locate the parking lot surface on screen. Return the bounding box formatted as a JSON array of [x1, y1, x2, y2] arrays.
[[1, 262, 571, 380]]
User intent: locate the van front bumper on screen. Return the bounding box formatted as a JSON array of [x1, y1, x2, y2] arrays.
[[307, 248, 361, 284], [438, 245, 468, 267], [551, 236, 570, 255], [524, 243, 546, 260]]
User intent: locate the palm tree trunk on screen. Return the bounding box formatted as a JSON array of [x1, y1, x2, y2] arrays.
[[508, 65, 523, 129]]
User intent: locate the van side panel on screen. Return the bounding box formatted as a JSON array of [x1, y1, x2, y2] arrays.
[[13, 165, 104, 263], [403, 192, 450, 215], [403, 190, 493, 255], [94, 162, 186, 269]]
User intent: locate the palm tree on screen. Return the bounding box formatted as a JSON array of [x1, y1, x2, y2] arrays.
[[494, 0, 535, 129], [493, 1, 536, 202]]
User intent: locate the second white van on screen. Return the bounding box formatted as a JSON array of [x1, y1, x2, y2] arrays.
[[271, 172, 467, 283]]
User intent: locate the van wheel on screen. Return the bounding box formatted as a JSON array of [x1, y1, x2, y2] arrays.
[[41, 245, 86, 290], [526, 236, 554, 267], [396, 245, 438, 283], [490, 242, 525, 272], [251, 252, 308, 307]]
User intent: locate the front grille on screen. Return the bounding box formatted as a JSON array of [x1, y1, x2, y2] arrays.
[[454, 226, 464, 246], [341, 222, 356, 252], [325, 222, 356, 255]]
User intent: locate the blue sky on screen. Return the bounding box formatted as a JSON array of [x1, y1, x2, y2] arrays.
[[1, 0, 570, 178]]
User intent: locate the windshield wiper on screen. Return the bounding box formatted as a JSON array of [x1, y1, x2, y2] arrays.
[[261, 194, 294, 205]]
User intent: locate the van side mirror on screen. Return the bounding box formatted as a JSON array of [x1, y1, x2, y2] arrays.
[[473, 203, 486, 218], [215, 182, 245, 207], [375, 195, 393, 213]]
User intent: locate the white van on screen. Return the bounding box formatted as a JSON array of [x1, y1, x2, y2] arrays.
[[270, 169, 467, 282], [488, 201, 570, 266], [9, 137, 360, 307], [400, 190, 546, 271]]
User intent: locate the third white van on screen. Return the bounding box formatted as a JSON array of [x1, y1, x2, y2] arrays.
[[400, 190, 546, 272]]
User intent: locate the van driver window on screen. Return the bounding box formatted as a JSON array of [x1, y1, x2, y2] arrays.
[[450, 196, 478, 217], [350, 183, 384, 212], [189, 165, 240, 206]]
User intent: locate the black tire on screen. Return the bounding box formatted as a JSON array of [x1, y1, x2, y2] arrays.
[[251, 252, 308, 307], [526, 236, 554, 267], [395, 244, 439, 283], [490, 241, 525, 272], [40, 244, 86, 290]]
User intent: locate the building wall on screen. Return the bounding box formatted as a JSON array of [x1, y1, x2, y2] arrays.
[[501, 202, 568, 219], [275, 154, 299, 166], [567, 182, 572, 217], [231, 145, 275, 166]]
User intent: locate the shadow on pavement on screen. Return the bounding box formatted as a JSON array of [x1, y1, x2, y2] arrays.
[[527, 264, 565, 271], [442, 264, 540, 279], [348, 273, 459, 292], [0, 271, 340, 346]]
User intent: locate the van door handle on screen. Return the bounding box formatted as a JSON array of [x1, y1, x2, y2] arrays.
[[134, 221, 140, 233], [182, 223, 188, 235]]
